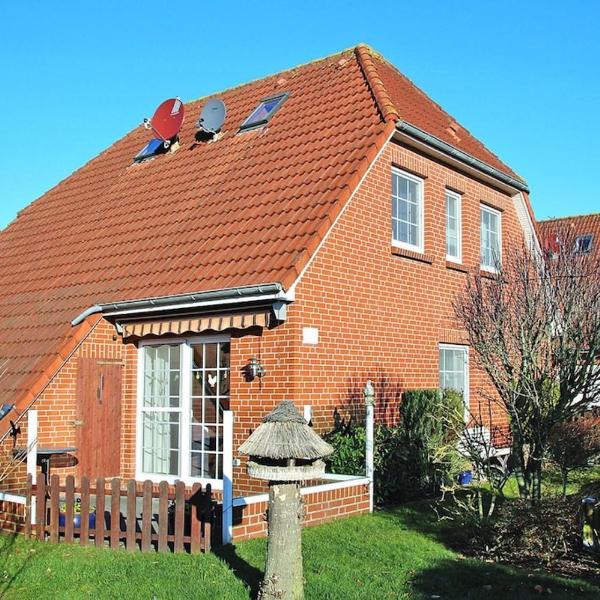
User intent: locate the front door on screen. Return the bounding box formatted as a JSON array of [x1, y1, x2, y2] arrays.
[[76, 358, 122, 478]]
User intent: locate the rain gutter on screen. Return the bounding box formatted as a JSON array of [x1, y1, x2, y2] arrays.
[[71, 283, 290, 326], [394, 121, 529, 194]]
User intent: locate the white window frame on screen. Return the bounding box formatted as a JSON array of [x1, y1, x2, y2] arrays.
[[136, 335, 229, 489], [445, 189, 462, 263], [439, 343, 470, 421], [480, 204, 502, 272], [391, 167, 425, 254]]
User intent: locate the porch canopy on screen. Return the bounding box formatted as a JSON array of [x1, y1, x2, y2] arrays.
[[121, 310, 269, 338]]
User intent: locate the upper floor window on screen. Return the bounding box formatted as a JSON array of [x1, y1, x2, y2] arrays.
[[445, 190, 462, 262], [575, 234, 593, 254], [391, 168, 424, 253], [480, 205, 501, 271]]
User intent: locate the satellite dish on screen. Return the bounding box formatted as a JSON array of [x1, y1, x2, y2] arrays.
[[143, 98, 185, 147], [196, 98, 226, 135]]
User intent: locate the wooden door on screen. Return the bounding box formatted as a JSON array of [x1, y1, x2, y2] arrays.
[[76, 358, 122, 478]]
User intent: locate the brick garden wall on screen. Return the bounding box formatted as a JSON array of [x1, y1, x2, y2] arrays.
[[232, 480, 370, 541], [0, 499, 26, 534]]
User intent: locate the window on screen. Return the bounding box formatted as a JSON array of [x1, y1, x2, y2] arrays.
[[439, 344, 469, 416], [391, 168, 424, 252], [445, 190, 462, 262], [139, 338, 230, 483], [575, 234, 593, 254], [239, 93, 288, 130], [480, 205, 501, 271]]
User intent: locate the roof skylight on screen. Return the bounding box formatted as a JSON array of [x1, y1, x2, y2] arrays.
[[575, 234, 593, 254], [239, 93, 288, 131]]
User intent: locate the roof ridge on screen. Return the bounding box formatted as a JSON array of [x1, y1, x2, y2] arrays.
[[354, 44, 400, 123], [539, 212, 600, 223], [186, 45, 359, 106]]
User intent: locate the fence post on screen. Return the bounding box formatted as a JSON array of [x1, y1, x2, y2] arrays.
[[222, 410, 234, 545], [303, 405, 312, 425], [364, 380, 375, 513], [27, 410, 38, 525]]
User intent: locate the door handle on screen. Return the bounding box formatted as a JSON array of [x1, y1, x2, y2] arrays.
[[97, 374, 104, 403]]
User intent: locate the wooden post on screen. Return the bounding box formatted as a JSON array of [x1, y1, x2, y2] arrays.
[[174, 480, 185, 553], [65, 475, 75, 543], [80, 477, 90, 545], [126, 479, 136, 551], [27, 410, 38, 525], [95, 478, 105, 548], [35, 475, 46, 541], [141, 480, 152, 552], [203, 484, 212, 553], [190, 482, 202, 554], [222, 410, 234, 545], [158, 481, 168, 553], [110, 478, 120, 548], [49, 474, 59, 543], [364, 380, 375, 513]]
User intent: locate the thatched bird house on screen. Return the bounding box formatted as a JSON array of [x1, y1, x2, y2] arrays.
[[239, 401, 333, 600]]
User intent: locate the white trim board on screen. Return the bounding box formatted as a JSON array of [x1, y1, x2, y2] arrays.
[[231, 475, 370, 507], [0, 492, 26, 505]]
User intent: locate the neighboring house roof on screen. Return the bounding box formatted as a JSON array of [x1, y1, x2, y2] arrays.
[[538, 213, 600, 259], [0, 43, 526, 412]]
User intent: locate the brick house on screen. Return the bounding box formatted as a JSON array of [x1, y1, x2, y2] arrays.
[[0, 44, 538, 516]]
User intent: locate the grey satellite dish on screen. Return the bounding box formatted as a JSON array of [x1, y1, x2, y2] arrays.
[[196, 98, 226, 134]]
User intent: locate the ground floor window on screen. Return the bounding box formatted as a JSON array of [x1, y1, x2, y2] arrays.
[[439, 344, 469, 416], [139, 337, 230, 482]]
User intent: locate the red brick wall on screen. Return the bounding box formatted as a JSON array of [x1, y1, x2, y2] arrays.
[[0, 499, 25, 534], [232, 481, 370, 541], [1, 138, 522, 500]]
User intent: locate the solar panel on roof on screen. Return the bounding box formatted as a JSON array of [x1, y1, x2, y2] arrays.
[[134, 138, 166, 162], [0, 403, 13, 421]]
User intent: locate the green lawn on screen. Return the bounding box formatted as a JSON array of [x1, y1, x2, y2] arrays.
[[1, 503, 598, 599]]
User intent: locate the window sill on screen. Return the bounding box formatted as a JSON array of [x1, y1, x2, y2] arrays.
[[391, 245, 434, 264], [479, 268, 499, 279], [446, 261, 468, 273]]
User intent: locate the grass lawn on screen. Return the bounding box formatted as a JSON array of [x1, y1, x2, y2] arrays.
[[1, 502, 598, 599]]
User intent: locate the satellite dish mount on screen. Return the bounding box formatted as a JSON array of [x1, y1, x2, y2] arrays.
[[196, 98, 227, 139], [142, 97, 185, 149]]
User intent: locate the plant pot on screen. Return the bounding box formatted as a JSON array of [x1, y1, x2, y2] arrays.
[[457, 470, 473, 485], [59, 512, 96, 529]]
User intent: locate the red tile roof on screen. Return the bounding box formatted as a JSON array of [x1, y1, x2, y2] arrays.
[[538, 213, 600, 259], [0, 44, 523, 412]]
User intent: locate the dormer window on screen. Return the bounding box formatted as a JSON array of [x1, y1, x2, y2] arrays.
[[239, 93, 288, 131], [575, 234, 593, 254]]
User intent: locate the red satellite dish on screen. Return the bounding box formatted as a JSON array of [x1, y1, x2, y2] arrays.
[[144, 98, 185, 143]]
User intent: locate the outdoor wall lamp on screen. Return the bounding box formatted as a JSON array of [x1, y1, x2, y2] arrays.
[[246, 356, 265, 381]]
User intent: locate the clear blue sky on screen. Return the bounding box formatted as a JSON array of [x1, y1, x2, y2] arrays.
[[1, 1, 598, 229]]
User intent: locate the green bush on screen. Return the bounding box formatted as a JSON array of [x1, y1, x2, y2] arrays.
[[400, 389, 465, 495], [324, 388, 465, 504], [324, 424, 407, 505]]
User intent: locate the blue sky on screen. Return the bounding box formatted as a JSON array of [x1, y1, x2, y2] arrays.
[[0, 1, 598, 229]]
